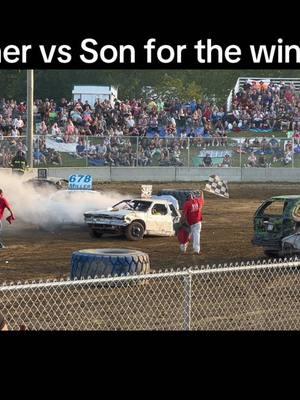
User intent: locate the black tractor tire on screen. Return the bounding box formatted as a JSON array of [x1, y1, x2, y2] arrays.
[[125, 221, 145, 241], [71, 248, 150, 279], [157, 189, 202, 209]]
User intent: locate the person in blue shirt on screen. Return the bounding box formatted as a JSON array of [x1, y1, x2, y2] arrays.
[[190, 99, 197, 114], [33, 149, 47, 166]]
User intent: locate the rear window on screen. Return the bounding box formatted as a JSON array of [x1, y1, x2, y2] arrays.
[[169, 204, 179, 217], [262, 201, 286, 216]]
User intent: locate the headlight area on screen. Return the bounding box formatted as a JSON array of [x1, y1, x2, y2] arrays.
[[84, 215, 129, 226]]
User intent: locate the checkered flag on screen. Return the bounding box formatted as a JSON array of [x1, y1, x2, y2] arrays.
[[141, 185, 153, 199], [204, 175, 229, 198]]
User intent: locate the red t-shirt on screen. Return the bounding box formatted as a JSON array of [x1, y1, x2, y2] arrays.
[[0, 197, 10, 220], [183, 197, 204, 225]]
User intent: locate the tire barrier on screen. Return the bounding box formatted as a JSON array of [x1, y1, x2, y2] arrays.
[[71, 248, 150, 280]]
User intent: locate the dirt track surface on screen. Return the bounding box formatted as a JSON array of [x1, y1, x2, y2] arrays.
[[1, 182, 300, 283]]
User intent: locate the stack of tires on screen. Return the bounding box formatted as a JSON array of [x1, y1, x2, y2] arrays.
[[71, 248, 150, 280]]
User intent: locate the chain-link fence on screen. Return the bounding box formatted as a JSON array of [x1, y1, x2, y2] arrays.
[[1, 259, 300, 330], [1, 134, 298, 169]]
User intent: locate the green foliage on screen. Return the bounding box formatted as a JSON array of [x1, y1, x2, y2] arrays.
[[1, 69, 300, 104], [155, 73, 202, 101]]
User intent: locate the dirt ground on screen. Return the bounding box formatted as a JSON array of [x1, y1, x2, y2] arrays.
[[1, 182, 300, 283]]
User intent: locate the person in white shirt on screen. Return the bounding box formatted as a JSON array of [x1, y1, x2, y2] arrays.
[[51, 123, 61, 137], [247, 153, 257, 167], [170, 116, 176, 127], [96, 143, 107, 156], [16, 116, 24, 130], [284, 150, 293, 165], [126, 115, 135, 129], [11, 127, 19, 137]]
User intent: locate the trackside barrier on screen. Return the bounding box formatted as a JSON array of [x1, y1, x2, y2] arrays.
[[32, 166, 300, 182], [1, 259, 300, 330]]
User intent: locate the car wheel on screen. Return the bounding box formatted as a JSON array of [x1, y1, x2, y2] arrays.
[[263, 249, 280, 258], [125, 221, 145, 241], [283, 243, 295, 257], [90, 230, 103, 238]]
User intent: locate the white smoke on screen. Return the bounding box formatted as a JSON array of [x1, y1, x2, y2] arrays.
[[0, 173, 127, 230]]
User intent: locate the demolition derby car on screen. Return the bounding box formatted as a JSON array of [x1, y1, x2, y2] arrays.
[[84, 198, 181, 240], [24, 177, 69, 191], [252, 195, 300, 257]]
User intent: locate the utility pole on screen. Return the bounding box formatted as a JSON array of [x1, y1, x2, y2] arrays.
[[26, 69, 34, 168]]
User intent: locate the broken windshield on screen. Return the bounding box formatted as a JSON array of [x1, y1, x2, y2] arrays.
[[113, 200, 152, 212], [261, 201, 286, 217]]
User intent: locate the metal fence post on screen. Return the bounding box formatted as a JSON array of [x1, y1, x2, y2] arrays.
[[292, 137, 295, 169], [240, 141, 242, 169], [183, 272, 192, 330], [85, 135, 88, 168], [136, 136, 139, 167], [187, 137, 190, 168]]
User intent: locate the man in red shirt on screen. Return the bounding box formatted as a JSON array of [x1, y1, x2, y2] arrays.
[[0, 189, 14, 249], [182, 191, 204, 254]]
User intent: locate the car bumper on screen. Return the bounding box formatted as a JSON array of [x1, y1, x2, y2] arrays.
[[87, 223, 127, 232], [85, 219, 128, 227], [252, 237, 282, 249]]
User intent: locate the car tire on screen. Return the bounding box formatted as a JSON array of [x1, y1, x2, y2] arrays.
[[71, 248, 150, 279], [90, 230, 103, 238], [282, 243, 295, 257], [125, 221, 145, 241], [263, 249, 280, 258]]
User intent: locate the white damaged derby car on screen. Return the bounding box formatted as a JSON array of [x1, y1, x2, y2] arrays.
[[84, 198, 181, 240]]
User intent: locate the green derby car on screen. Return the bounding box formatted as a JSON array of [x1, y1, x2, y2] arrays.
[[252, 195, 300, 257]]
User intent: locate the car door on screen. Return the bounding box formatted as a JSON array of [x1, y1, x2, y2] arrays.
[[146, 203, 174, 236], [254, 200, 286, 242]]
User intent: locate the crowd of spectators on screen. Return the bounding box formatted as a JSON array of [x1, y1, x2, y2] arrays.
[[238, 136, 295, 167], [1, 82, 300, 168], [229, 80, 300, 132], [74, 136, 186, 167]]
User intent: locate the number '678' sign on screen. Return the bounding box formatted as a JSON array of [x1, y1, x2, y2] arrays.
[[68, 174, 93, 190]]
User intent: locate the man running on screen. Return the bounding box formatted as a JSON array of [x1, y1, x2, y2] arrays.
[[182, 191, 204, 254], [0, 189, 15, 249]]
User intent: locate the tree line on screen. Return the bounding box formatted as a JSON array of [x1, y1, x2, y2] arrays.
[[1, 69, 299, 105]]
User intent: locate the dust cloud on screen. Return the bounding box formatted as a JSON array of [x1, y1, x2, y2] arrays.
[[0, 173, 127, 230]]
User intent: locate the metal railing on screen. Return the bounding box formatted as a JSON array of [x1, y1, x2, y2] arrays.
[[1, 259, 300, 330]]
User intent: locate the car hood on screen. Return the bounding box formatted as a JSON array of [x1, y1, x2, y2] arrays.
[[84, 208, 141, 218]]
